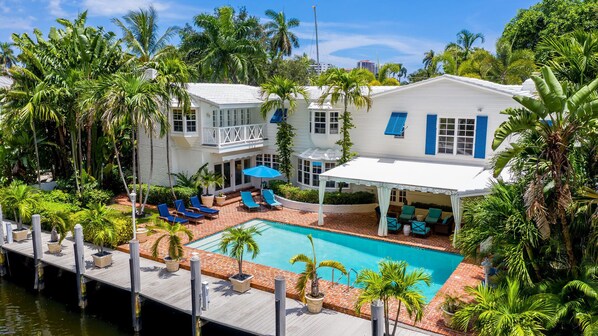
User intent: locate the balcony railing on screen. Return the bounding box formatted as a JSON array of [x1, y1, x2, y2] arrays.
[[202, 124, 266, 147]]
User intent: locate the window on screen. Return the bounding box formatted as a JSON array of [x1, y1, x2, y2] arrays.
[[390, 189, 407, 203], [437, 118, 475, 156], [314, 112, 326, 134], [186, 112, 196, 132], [329, 112, 339, 134], [256, 154, 279, 169], [173, 110, 183, 132], [298, 159, 337, 188]]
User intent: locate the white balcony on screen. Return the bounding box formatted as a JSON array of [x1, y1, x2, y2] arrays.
[[202, 124, 266, 150]]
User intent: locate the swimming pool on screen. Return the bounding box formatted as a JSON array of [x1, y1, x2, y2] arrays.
[[186, 219, 463, 302]]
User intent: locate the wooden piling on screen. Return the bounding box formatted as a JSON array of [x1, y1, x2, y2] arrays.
[[190, 252, 202, 336], [74, 224, 87, 309], [32, 214, 44, 291], [0, 204, 6, 276], [275, 276, 286, 336], [129, 239, 142, 332]]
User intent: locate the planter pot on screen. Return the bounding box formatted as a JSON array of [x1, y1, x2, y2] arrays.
[[93, 252, 113, 268], [201, 195, 215, 208], [12, 229, 29, 242], [403, 225, 411, 236], [136, 228, 148, 243], [441, 307, 456, 328], [164, 257, 180, 272], [215, 196, 226, 206], [305, 294, 325, 314], [47, 241, 62, 254], [230, 274, 253, 293]]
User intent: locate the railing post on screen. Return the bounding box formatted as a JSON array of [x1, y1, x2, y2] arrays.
[[32, 214, 44, 291], [371, 300, 384, 336], [217, 128, 222, 147], [0, 205, 6, 277], [74, 224, 87, 309], [129, 239, 141, 332], [243, 125, 247, 143], [190, 252, 202, 336], [275, 276, 286, 336]]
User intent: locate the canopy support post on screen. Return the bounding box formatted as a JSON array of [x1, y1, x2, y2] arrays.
[[450, 193, 462, 246], [377, 186, 391, 236], [317, 182, 326, 226]]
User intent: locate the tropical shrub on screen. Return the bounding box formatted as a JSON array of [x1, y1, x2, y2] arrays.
[[269, 181, 375, 204], [129, 184, 196, 207], [219, 225, 261, 279], [78, 203, 116, 254], [80, 188, 113, 207], [112, 217, 134, 246], [0, 180, 40, 228], [149, 221, 193, 261]]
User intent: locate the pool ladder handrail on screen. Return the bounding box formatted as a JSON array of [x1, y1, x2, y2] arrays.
[[331, 268, 359, 288]]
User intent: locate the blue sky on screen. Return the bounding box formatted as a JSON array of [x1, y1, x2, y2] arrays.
[[0, 0, 538, 72]]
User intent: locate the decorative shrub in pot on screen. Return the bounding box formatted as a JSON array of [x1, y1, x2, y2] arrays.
[[219, 225, 261, 293], [198, 171, 224, 208], [0, 181, 40, 242], [149, 221, 193, 272], [44, 210, 73, 254], [215, 192, 226, 206], [80, 203, 116, 268], [440, 294, 464, 329]]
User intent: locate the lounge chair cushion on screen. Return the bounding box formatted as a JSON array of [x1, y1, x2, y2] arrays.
[[411, 221, 431, 235], [425, 208, 442, 224], [157, 203, 189, 224], [262, 189, 282, 208], [399, 205, 415, 220], [190, 196, 219, 214], [174, 200, 204, 219], [241, 191, 260, 210]]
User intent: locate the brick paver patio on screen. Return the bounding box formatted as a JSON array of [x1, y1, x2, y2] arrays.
[[117, 198, 482, 335]]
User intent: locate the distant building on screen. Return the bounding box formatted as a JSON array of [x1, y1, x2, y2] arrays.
[[310, 63, 335, 75], [356, 60, 377, 76]]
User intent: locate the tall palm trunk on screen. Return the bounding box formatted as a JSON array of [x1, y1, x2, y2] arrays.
[[86, 123, 92, 174], [391, 301, 402, 336], [338, 99, 350, 192], [112, 134, 130, 196], [132, 124, 138, 215], [384, 299, 390, 336], [70, 133, 81, 195], [140, 131, 153, 214], [77, 127, 83, 176], [30, 120, 42, 188], [165, 109, 176, 200]]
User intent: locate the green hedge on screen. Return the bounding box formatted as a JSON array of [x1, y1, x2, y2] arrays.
[[269, 180, 375, 205], [129, 184, 196, 207]]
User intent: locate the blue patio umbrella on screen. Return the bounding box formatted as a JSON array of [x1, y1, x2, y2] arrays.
[[242, 165, 282, 192]]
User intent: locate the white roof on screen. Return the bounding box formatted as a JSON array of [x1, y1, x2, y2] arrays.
[[0, 76, 12, 88], [298, 148, 342, 161], [303, 86, 398, 100], [319, 156, 512, 195], [442, 75, 533, 97], [186, 83, 262, 106]]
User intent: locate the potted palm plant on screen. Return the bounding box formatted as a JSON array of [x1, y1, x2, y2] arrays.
[[80, 203, 116, 268], [440, 293, 464, 328], [0, 181, 39, 242], [44, 210, 73, 254], [197, 170, 224, 208], [149, 221, 193, 272], [290, 234, 347, 313], [215, 192, 227, 206], [219, 225, 261, 293]]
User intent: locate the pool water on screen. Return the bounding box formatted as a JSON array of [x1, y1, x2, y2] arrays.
[[187, 220, 463, 302]]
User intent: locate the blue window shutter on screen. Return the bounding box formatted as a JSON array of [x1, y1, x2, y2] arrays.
[[425, 114, 437, 155], [384, 112, 408, 136], [269, 109, 283, 123], [474, 115, 488, 159]]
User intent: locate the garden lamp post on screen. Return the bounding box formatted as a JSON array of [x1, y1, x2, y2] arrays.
[[482, 257, 492, 287], [130, 192, 137, 240]]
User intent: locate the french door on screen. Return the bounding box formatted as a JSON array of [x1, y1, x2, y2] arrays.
[[214, 158, 253, 192]]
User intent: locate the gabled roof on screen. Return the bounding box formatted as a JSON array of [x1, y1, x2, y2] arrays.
[[186, 83, 262, 106], [303, 86, 398, 100], [0, 76, 13, 89], [372, 74, 533, 98]]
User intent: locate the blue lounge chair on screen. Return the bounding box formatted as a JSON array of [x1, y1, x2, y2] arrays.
[[411, 221, 431, 237], [174, 200, 204, 223], [387, 216, 402, 233], [157, 204, 189, 224], [240, 191, 260, 211], [425, 208, 442, 225], [399, 205, 416, 223], [262, 189, 282, 209], [189, 196, 219, 219]]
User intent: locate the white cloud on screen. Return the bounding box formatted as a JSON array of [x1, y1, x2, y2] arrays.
[[82, 0, 170, 16], [0, 15, 34, 31], [48, 0, 67, 17]]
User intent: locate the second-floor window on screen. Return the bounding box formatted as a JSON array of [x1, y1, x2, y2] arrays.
[[390, 189, 407, 203], [438, 118, 475, 156], [309, 110, 341, 135], [173, 109, 197, 133], [212, 109, 251, 127], [256, 154, 279, 171]]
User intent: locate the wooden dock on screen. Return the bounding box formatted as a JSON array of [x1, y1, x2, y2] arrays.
[[1, 224, 432, 336]]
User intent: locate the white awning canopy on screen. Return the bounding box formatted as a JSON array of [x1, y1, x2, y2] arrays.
[[298, 148, 342, 161]]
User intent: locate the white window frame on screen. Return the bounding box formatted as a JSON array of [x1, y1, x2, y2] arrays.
[[437, 117, 475, 156], [309, 110, 341, 135], [256, 153, 279, 170], [297, 159, 338, 188], [329, 111, 339, 134], [390, 189, 407, 204], [172, 108, 197, 134]]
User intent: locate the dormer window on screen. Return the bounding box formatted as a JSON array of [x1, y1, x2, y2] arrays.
[[309, 110, 340, 135], [172, 108, 197, 134]]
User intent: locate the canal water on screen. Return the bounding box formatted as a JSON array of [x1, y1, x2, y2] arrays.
[[0, 252, 249, 335]]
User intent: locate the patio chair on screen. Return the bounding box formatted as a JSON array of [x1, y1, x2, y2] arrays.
[[240, 191, 260, 212], [174, 199, 204, 224], [411, 221, 431, 237], [425, 208, 443, 225], [398, 205, 416, 223], [157, 203, 189, 224], [189, 195, 220, 219], [262, 189, 282, 209], [387, 216, 402, 233], [433, 216, 453, 236]]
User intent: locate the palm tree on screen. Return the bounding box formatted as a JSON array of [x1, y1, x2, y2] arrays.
[[454, 278, 556, 335], [264, 10, 300, 57], [149, 220, 193, 261], [488, 39, 536, 84], [0, 42, 17, 70], [219, 225, 261, 279], [112, 6, 178, 62], [451, 29, 485, 60], [79, 203, 116, 255], [0, 181, 39, 230], [377, 63, 407, 83], [540, 30, 598, 86], [260, 76, 309, 181], [493, 66, 598, 273], [290, 234, 346, 300], [355, 260, 431, 336], [318, 68, 373, 171], [197, 170, 224, 196]]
